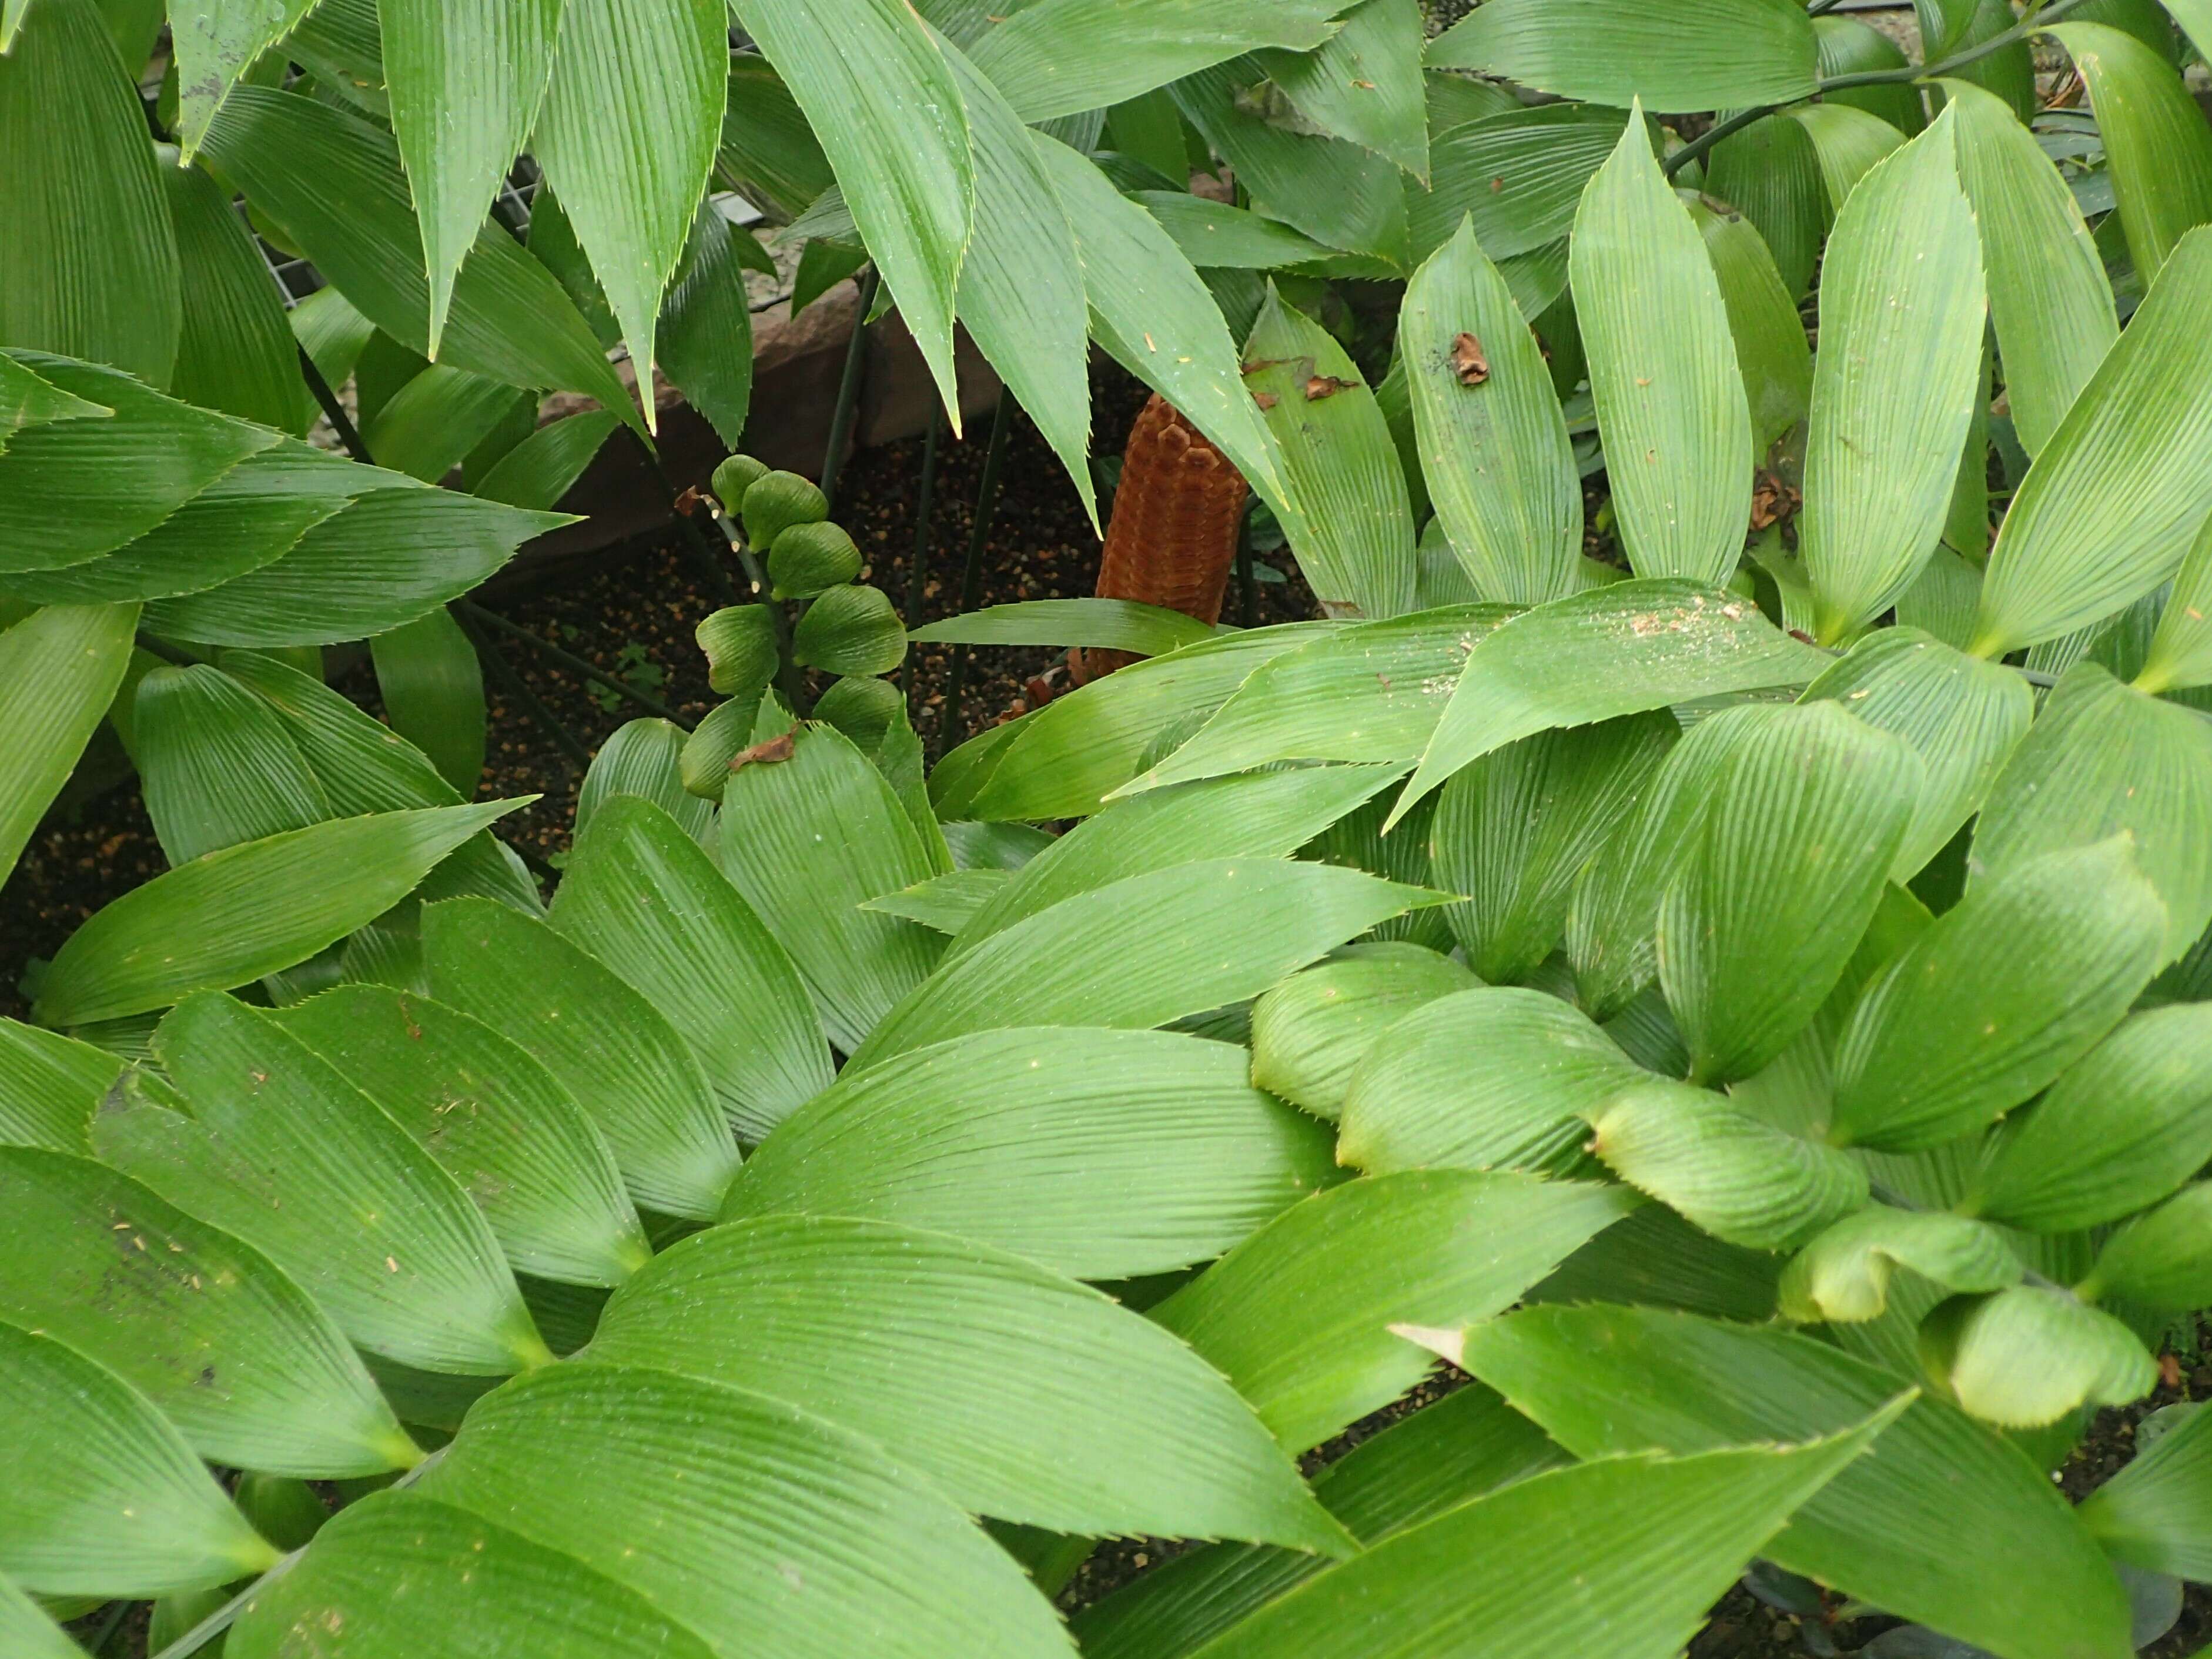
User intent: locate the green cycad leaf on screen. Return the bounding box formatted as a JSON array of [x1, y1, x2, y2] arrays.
[[229, 1493, 719, 1659], [1249, 944, 1479, 1120], [100, 994, 550, 1374], [534, 0, 726, 408], [1255, 0, 1428, 181], [476, 407, 619, 511], [0, 351, 112, 453], [789, 583, 908, 676], [382, 0, 561, 357], [1798, 627, 2033, 880], [1124, 606, 1513, 791], [553, 795, 832, 1140], [968, 0, 1340, 123], [1830, 838, 2169, 1151], [2080, 1399, 2212, 1581], [731, 0, 972, 423], [1973, 1004, 2212, 1231], [1433, 712, 1676, 984], [0, 1018, 118, 1152], [1942, 79, 2116, 458], [135, 661, 330, 868], [1572, 106, 1751, 587], [911, 597, 1215, 657], [1401, 218, 1581, 606], [716, 721, 942, 1053], [2137, 513, 2212, 693], [170, 0, 320, 155], [0, 600, 137, 882], [1460, 1304, 2134, 1659], [404, 1363, 1077, 1659], [1410, 103, 1627, 268], [1789, 103, 1906, 212], [1243, 289, 1417, 620], [1181, 1425, 1891, 1659], [2049, 22, 2212, 285], [1972, 228, 2212, 654], [1154, 1170, 1637, 1454], [421, 897, 742, 1219], [0, 1576, 75, 1659], [369, 607, 485, 797], [1705, 111, 1828, 299], [1919, 1285, 2157, 1427], [575, 717, 715, 847], [850, 859, 1443, 1065], [1427, 0, 1818, 109], [1684, 191, 1812, 451], [1398, 578, 1828, 825], [0, 1148, 417, 1477], [1658, 703, 1922, 1084], [2077, 1183, 2212, 1314], [160, 156, 308, 433], [362, 365, 530, 483], [1971, 663, 2212, 962], [1777, 1204, 2020, 1323], [1813, 14, 1923, 133], [725, 1026, 1334, 1278], [589, 1215, 1352, 1551], [0, 1321, 279, 1596], [270, 985, 649, 1286], [955, 765, 1401, 953], [0, 0, 179, 388], [1798, 110, 1987, 643]]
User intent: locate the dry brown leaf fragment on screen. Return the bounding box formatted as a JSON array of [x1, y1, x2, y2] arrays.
[[1305, 374, 1356, 401], [729, 732, 797, 772], [1252, 390, 1280, 411], [1450, 332, 1489, 386]]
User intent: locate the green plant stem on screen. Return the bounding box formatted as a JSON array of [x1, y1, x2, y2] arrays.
[[1665, 0, 2096, 178], [627, 432, 745, 610], [457, 608, 593, 774], [297, 346, 372, 463], [820, 266, 883, 518], [902, 401, 945, 697], [84, 1598, 134, 1655], [937, 396, 1016, 754], [457, 600, 691, 728]]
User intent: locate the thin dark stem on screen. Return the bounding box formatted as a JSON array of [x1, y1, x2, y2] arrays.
[[902, 401, 945, 697], [135, 631, 198, 667], [457, 610, 593, 774], [820, 266, 883, 518], [85, 1599, 135, 1656], [297, 346, 371, 464], [627, 432, 745, 609], [1804, 0, 1848, 14], [937, 397, 1016, 754], [457, 601, 691, 728], [1235, 511, 1258, 630], [505, 838, 563, 885]]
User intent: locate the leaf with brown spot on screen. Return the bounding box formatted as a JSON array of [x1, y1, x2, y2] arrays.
[[1304, 375, 1357, 402], [729, 732, 798, 772], [1450, 332, 1490, 386], [1253, 390, 1280, 411]]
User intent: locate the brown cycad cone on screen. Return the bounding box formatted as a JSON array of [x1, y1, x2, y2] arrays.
[[1068, 393, 1249, 684]]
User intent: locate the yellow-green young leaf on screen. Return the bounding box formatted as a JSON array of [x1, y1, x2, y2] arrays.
[[1788, 103, 1906, 212], [1798, 111, 1987, 643], [2137, 513, 2212, 693], [790, 583, 907, 677], [399, 1363, 1078, 1659], [1400, 578, 1828, 825], [1972, 663, 2212, 962], [1813, 14, 1925, 133], [1798, 628, 2033, 880], [2080, 1400, 2212, 1581], [2050, 22, 2212, 285], [0, 1148, 418, 1477], [270, 985, 650, 1286], [1125, 606, 1514, 792], [1401, 218, 1580, 606], [133, 662, 330, 867], [1461, 1303, 2136, 1659], [1409, 103, 1629, 267], [1243, 291, 1416, 619], [1705, 111, 1828, 299], [0, 1322, 279, 1596], [195, 87, 635, 421], [912, 596, 1216, 656], [533, 0, 725, 406], [590, 1214, 1352, 1551], [854, 859, 1443, 1066], [1975, 232, 2212, 653], [1338, 986, 1642, 1175], [382, 0, 562, 356], [1973, 1005, 2212, 1232], [1434, 711, 1677, 985], [1684, 193, 1812, 451], [33, 800, 524, 1026], [726, 1026, 1334, 1277], [1585, 1077, 1869, 1250], [1920, 1285, 2157, 1427], [1154, 1170, 1638, 1453], [0, 1018, 117, 1152], [552, 795, 832, 1139], [160, 158, 306, 433], [1830, 839, 2169, 1152], [1942, 79, 2117, 459], [1249, 944, 1480, 1119], [731, 0, 972, 422], [1255, 0, 1429, 181], [0, 1, 179, 387], [1427, 0, 1818, 109], [2079, 1182, 2212, 1313], [1572, 111, 1751, 587], [0, 600, 137, 881], [1778, 1205, 2020, 1323], [370, 606, 484, 796], [1659, 704, 1922, 1085]]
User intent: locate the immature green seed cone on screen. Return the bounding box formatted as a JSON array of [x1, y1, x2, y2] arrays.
[[792, 584, 906, 677], [741, 470, 828, 549], [769, 521, 863, 600], [710, 454, 769, 514], [695, 605, 779, 696]]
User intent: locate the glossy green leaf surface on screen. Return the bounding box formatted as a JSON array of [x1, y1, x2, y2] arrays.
[[1256, 0, 1428, 180], [161, 158, 304, 433], [1685, 192, 1812, 450], [1777, 1204, 2020, 1323], [1249, 944, 1479, 1120], [370, 607, 484, 796], [1427, 0, 1818, 109], [0, 600, 136, 882], [2080, 1402, 2212, 1581], [0, 1018, 117, 1152], [2052, 22, 2212, 285], [133, 661, 329, 868], [911, 598, 1216, 657]]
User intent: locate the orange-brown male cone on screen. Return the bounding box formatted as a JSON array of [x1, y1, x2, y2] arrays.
[[1068, 393, 1249, 684]]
